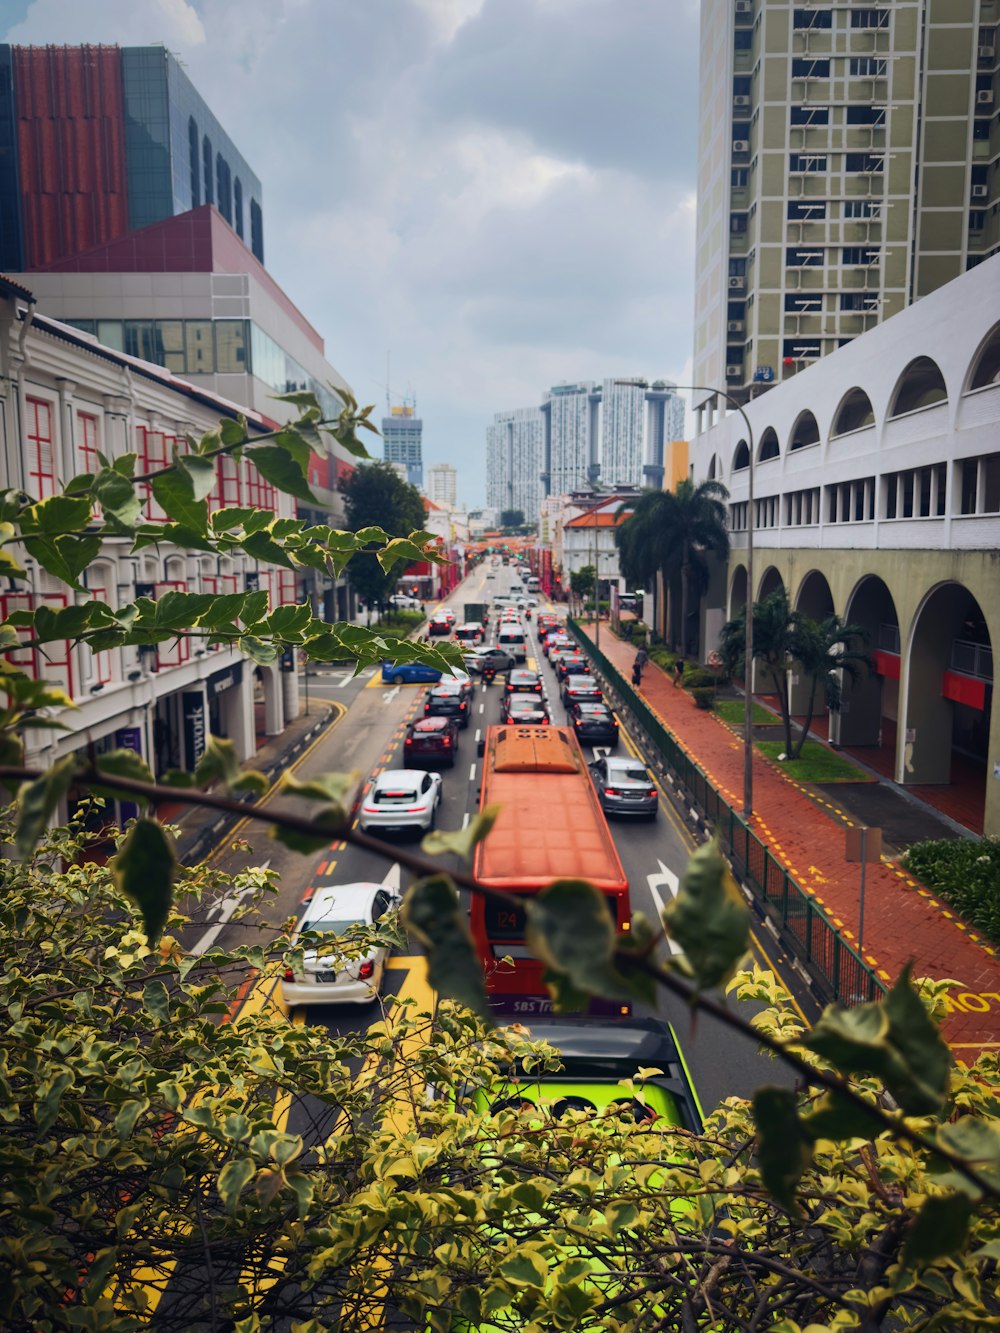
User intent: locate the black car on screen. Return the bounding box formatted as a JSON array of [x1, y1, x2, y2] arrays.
[[552, 649, 586, 680], [505, 667, 544, 697], [404, 715, 460, 767], [424, 683, 471, 728], [561, 674, 600, 706], [427, 615, 452, 637], [568, 701, 618, 745], [501, 692, 549, 724]]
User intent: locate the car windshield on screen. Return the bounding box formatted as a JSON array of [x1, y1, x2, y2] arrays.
[[374, 788, 418, 803], [305, 917, 359, 934], [617, 765, 650, 783]]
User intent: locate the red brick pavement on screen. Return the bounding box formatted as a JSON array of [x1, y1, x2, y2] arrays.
[[585, 626, 1000, 1060]]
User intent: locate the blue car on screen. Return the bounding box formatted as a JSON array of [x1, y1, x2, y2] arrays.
[[381, 661, 443, 686]]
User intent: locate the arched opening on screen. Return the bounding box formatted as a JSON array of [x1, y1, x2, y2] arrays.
[[789, 410, 820, 451], [838, 575, 900, 765], [729, 564, 748, 621], [789, 571, 836, 738], [254, 662, 283, 747], [757, 565, 784, 602], [966, 321, 1000, 392], [758, 427, 779, 462], [707, 453, 719, 480], [901, 583, 992, 834], [733, 439, 750, 471], [889, 356, 948, 417], [831, 387, 875, 436]]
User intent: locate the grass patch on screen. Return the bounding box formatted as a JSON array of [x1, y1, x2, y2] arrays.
[[901, 838, 1000, 944], [716, 700, 781, 727], [757, 740, 868, 784]]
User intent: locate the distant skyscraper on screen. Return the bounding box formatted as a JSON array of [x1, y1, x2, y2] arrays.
[[486, 406, 543, 521], [692, 0, 998, 420], [382, 404, 423, 488], [540, 379, 684, 494], [427, 463, 457, 507], [0, 43, 264, 271]]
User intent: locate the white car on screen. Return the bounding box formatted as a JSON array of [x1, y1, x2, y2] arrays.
[[282, 881, 400, 1007], [358, 768, 443, 836], [388, 593, 421, 609]]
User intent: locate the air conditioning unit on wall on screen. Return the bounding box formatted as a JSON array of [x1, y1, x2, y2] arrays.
[[972, 184, 988, 198], [734, 95, 751, 107], [977, 89, 995, 105], [727, 320, 745, 333], [728, 277, 746, 289], [733, 140, 750, 152], [726, 365, 743, 379]]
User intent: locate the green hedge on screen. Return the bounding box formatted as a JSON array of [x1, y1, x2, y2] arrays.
[[900, 837, 1000, 945], [690, 687, 715, 710], [683, 668, 719, 690], [379, 609, 425, 636]]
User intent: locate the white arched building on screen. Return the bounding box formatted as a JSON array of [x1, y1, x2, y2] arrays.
[[691, 252, 1000, 838]]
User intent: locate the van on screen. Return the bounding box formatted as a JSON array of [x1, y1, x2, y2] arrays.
[[526, 576, 540, 593], [496, 626, 527, 663]]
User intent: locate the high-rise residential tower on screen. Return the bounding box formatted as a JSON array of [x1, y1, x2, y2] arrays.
[[382, 404, 423, 488], [692, 0, 1000, 420], [427, 462, 457, 507], [486, 406, 544, 521]]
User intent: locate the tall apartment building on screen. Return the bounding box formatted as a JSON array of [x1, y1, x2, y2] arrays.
[[0, 43, 263, 270], [382, 404, 423, 488], [427, 462, 457, 507], [692, 0, 1000, 419], [486, 406, 544, 521], [539, 378, 684, 494]]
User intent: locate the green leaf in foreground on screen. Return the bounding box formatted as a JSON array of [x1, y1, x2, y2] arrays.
[[15, 754, 81, 857], [194, 734, 268, 795], [112, 818, 179, 945], [421, 803, 500, 862], [901, 1192, 973, 1271], [403, 874, 490, 1020], [525, 879, 631, 1003], [662, 837, 751, 989], [91, 748, 156, 808], [753, 1085, 812, 1213]]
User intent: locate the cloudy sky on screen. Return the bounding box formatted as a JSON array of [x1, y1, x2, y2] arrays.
[[3, 0, 701, 506]]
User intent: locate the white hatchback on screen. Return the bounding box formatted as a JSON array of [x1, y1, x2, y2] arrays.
[[358, 768, 442, 836], [282, 881, 400, 1007]]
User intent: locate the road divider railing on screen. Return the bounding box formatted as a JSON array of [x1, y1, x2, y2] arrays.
[[566, 616, 885, 1009]]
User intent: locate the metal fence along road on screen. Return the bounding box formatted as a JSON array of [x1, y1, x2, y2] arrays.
[[567, 617, 886, 1008]]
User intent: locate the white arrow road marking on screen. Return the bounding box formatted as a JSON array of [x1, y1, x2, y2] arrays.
[[191, 860, 271, 957], [381, 862, 402, 893], [646, 859, 684, 956], [591, 745, 612, 762], [383, 685, 400, 704]]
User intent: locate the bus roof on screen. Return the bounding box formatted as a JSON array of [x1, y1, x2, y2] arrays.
[[474, 726, 628, 893]]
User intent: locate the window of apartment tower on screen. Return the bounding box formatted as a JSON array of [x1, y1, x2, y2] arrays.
[[202, 136, 214, 205], [188, 117, 200, 206], [850, 9, 889, 28], [793, 8, 832, 29]]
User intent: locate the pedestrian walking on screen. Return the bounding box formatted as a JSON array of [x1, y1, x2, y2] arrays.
[[673, 657, 685, 688], [631, 661, 642, 689], [634, 645, 649, 673]]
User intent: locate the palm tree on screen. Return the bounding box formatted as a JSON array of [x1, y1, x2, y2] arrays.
[[616, 479, 730, 653], [719, 589, 872, 758]]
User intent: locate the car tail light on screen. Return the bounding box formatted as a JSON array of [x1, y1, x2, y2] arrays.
[[459, 701, 467, 710], [604, 788, 620, 796], [283, 967, 294, 981], [405, 738, 413, 746], [358, 960, 375, 980], [612, 719, 619, 727], [443, 736, 452, 746]]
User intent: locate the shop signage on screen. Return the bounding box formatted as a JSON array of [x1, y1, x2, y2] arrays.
[[245, 572, 260, 592], [207, 662, 243, 697], [183, 692, 207, 768], [115, 727, 144, 822]]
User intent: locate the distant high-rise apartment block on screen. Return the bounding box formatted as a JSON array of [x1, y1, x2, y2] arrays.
[[486, 406, 544, 521], [427, 462, 457, 507], [382, 404, 423, 488], [540, 378, 684, 495], [0, 43, 263, 271], [692, 0, 1000, 420]]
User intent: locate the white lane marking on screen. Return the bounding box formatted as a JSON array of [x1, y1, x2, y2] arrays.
[[191, 860, 271, 956], [383, 685, 400, 704], [382, 862, 402, 893], [592, 745, 612, 762], [646, 859, 684, 956], [478, 703, 484, 713], [334, 670, 354, 688], [475, 728, 481, 743], [469, 763, 477, 781], [462, 811, 470, 829]]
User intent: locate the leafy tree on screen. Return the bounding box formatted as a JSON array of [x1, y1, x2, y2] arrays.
[[499, 508, 524, 528], [340, 460, 429, 610], [569, 563, 596, 599], [616, 479, 730, 653], [0, 389, 998, 1329], [719, 588, 872, 758]]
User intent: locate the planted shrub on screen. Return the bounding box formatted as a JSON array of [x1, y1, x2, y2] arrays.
[[691, 687, 715, 710], [900, 837, 1000, 945], [684, 668, 719, 690]]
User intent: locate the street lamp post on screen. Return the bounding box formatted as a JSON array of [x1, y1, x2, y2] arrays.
[[615, 380, 755, 822]]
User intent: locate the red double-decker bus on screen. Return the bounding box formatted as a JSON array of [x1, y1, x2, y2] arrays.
[[471, 725, 630, 1017]]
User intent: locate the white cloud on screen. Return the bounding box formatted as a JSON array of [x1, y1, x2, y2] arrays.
[[4, 0, 699, 502]]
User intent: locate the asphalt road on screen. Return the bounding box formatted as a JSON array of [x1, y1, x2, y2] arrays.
[[198, 561, 804, 1115]]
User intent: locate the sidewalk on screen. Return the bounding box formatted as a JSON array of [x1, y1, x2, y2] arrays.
[[166, 700, 341, 864], [581, 624, 1000, 1059]]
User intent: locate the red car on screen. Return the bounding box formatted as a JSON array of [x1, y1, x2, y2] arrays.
[[404, 715, 460, 767]]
